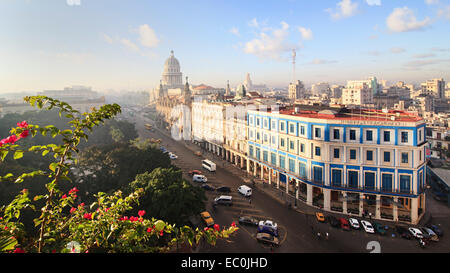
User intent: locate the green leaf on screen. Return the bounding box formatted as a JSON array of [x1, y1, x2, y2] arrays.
[[0, 150, 8, 161], [13, 151, 24, 160], [49, 162, 58, 172], [0, 236, 18, 252], [42, 150, 50, 156]]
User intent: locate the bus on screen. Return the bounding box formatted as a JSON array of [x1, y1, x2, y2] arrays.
[[202, 159, 216, 172]]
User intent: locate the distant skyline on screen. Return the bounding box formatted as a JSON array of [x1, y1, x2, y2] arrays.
[[1, 0, 449, 94]]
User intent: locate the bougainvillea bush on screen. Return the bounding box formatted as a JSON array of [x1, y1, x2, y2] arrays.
[[0, 96, 237, 253]]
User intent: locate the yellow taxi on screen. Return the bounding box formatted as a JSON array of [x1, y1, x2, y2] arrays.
[[315, 212, 326, 223], [200, 211, 214, 227]]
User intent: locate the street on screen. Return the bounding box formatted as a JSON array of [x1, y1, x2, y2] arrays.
[[131, 109, 450, 253]]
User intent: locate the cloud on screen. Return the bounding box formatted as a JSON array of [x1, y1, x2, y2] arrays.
[[425, 0, 439, 5], [386, 7, 431, 32], [308, 59, 337, 65], [366, 0, 381, 6], [249, 18, 259, 28], [366, 50, 382, 56], [326, 0, 359, 20], [230, 27, 240, 36], [431, 47, 450, 52], [413, 53, 436, 58], [243, 21, 296, 61], [437, 5, 450, 20], [138, 24, 159, 48], [101, 33, 114, 44], [403, 59, 449, 69], [390, 47, 406, 53], [368, 35, 378, 40], [120, 39, 140, 53], [298, 27, 313, 40]]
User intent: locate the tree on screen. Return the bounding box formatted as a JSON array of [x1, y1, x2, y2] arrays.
[[74, 142, 172, 201], [0, 96, 237, 253], [129, 168, 207, 226]]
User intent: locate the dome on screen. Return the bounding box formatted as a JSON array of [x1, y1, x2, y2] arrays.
[[163, 50, 180, 74], [161, 50, 183, 87]]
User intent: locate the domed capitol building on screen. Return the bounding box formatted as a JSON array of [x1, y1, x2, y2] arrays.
[[150, 50, 186, 102]]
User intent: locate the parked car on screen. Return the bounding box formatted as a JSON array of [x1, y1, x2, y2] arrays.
[[200, 211, 214, 227], [192, 174, 207, 183], [238, 185, 252, 197], [327, 216, 340, 228], [427, 224, 443, 237], [395, 225, 412, 239], [257, 225, 279, 237], [188, 170, 202, 176], [408, 227, 424, 239], [373, 222, 386, 235], [168, 152, 178, 160], [258, 220, 278, 232], [348, 218, 360, 230], [421, 227, 439, 242], [216, 186, 231, 193], [339, 218, 351, 231], [256, 232, 279, 246], [201, 184, 216, 191], [213, 195, 233, 206], [361, 220, 375, 234], [315, 212, 326, 223], [238, 216, 259, 226]]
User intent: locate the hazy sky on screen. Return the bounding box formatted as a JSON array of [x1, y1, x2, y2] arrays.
[[0, 0, 449, 93]]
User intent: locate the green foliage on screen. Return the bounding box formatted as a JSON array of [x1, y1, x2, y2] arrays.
[[0, 96, 237, 253], [129, 168, 207, 226]]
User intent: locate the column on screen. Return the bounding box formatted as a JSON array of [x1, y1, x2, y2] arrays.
[[323, 188, 331, 211], [246, 159, 250, 174], [359, 193, 364, 217], [240, 156, 244, 169], [286, 178, 289, 194], [393, 197, 399, 222], [375, 195, 381, 219], [268, 169, 272, 185], [342, 192, 348, 214], [260, 165, 264, 180], [253, 161, 257, 177], [276, 171, 280, 189], [411, 198, 419, 224], [307, 184, 313, 206]]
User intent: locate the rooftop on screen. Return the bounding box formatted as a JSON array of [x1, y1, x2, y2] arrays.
[[255, 105, 423, 123]]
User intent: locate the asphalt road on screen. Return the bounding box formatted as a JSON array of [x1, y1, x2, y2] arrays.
[[130, 109, 450, 253]]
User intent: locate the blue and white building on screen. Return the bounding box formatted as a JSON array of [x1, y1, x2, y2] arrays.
[[246, 106, 427, 224]]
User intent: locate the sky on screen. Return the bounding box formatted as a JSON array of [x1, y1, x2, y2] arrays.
[[0, 0, 449, 94]]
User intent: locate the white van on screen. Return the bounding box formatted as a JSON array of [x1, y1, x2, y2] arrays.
[[238, 185, 252, 197], [214, 195, 233, 206], [202, 159, 216, 172], [193, 174, 207, 183]]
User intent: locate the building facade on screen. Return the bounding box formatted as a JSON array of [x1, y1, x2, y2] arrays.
[[246, 107, 427, 224]]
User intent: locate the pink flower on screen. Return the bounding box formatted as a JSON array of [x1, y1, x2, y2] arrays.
[[17, 121, 28, 128], [159, 230, 164, 236], [19, 130, 29, 139], [78, 203, 85, 208], [68, 187, 79, 195], [138, 210, 146, 217], [70, 207, 76, 214], [214, 224, 220, 231], [3, 135, 18, 144], [146, 227, 153, 233], [61, 194, 67, 199], [231, 222, 236, 227], [83, 213, 92, 220], [13, 248, 25, 253], [203, 227, 209, 232]]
